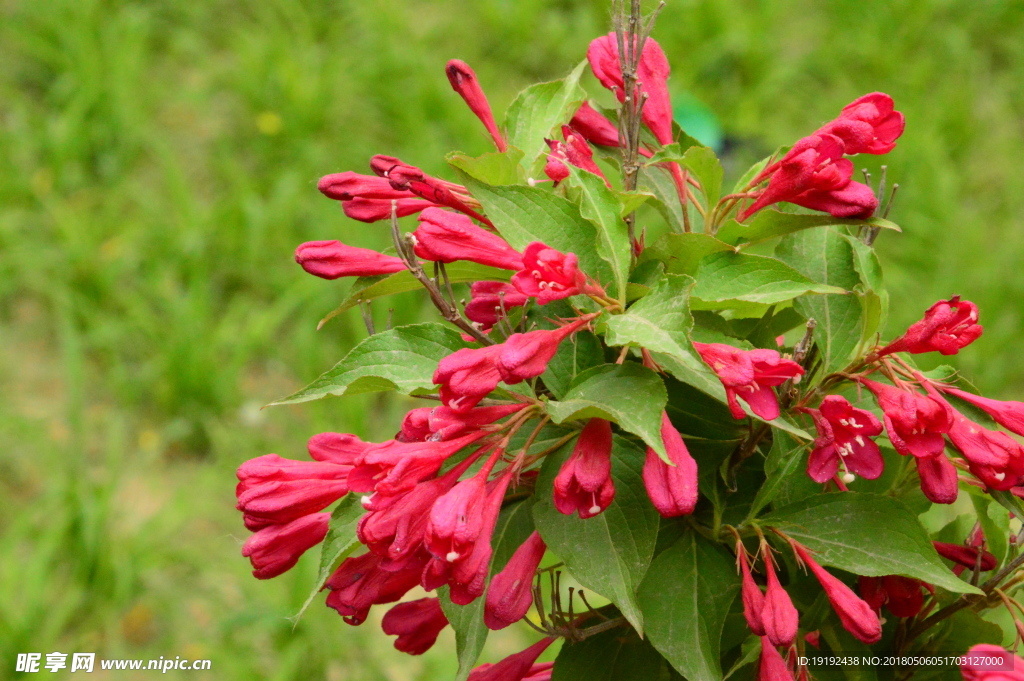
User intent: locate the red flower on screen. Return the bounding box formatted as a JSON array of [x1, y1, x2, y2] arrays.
[[412, 208, 524, 270], [859, 379, 954, 458], [942, 388, 1024, 438], [318, 171, 417, 201], [758, 638, 795, 681], [510, 242, 601, 304], [324, 552, 422, 625], [496, 316, 596, 385], [371, 155, 492, 226], [944, 409, 1024, 490], [398, 403, 526, 443], [465, 281, 529, 331], [433, 344, 506, 412], [294, 240, 406, 280], [761, 554, 799, 647], [737, 545, 766, 636], [961, 645, 1024, 681], [858, 575, 928, 618], [241, 513, 329, 579], [553, 419, 615, 518], [916, 453, 960, 504], [485, 531, 546, 630], [306, 432, 371, 464], [587, 33, 674, 145], [570, 102, 621, 148], [235, 454, 351, 528], [878, 297, 983, 357], [933, 542, 997, 572], [818, 93, 905, 156], [346, 430, 490, 496], [544, 126, 608, 186], [642, 412, 699, 517], [791, 541, 881, 644], [446, 60, 507, 153], [468, 638, 555, 681], [342, 197, 438, 223], [693, 342, 804, 421], [804, 395, 884, 483], [381, 597, 449, 656]]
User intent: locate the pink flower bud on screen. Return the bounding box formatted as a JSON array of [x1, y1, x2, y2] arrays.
[[446, 60, 507, 152], [860, 379, 954, 459], [294, 240, 406, 280], [587, 34, 674, 145], [467, 638, 555, 681], [758, 637, 795, 681], [510, 242, 595, 304], [761, 554, 799, 647], [306, 432, 370, 464], [412, 208, 523, 270], [497, 316, 595, 384], [347, 430, 490, 495], [553, 419, 615, 518], [804, 395, 884, 483], [485, 531, 546, 630], [325, 552, 422, 625], [791, 542, 881, 644], [961, 645, 1024, 681], [878, 297, 982, 357], [241, 513, 329, 579], [642, 412, 699, 517], [942, 388, 1024, 438], [916, 453, 960, 504], [236, 454, 350, 527], [434, 344, 506, 412], [381, 597, 449, 655], [399, 403, 526, 443], [570, 102, 621, 148], [933, 542, 997, 572], [341, 196, 438, 223], [370, 155, 492, 226], [464, 281, 529, 331], [818, 93, 905, 156], [693, 343, 804, 421], [318, 171, 417, 201], [737, 544, 766, 636]]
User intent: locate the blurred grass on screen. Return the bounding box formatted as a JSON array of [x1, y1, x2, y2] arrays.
[[2, 0, 1024, 678]]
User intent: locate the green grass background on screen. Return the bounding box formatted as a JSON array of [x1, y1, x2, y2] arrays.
[[2, 0, 1024, 678]]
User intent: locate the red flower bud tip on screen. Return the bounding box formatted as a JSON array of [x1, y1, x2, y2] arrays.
[[915, 453, 960, 504], [236, 454, 351, 528], [737, 543, 766, 636], [446, 60, 507, 153], [693, 343, 804, 421], [347, 430, 490, 496], [342, 196, 438, 223], [553, 419, 615, 518], [485, 531, 546, 630], [879, 297, 983, 357], [381, 597, 449, 656], [497, 316, 597, 385], [318, 171, 417, 201], [804, 395, 884, 483], [761, 553, 799, 647], [791, 542, 881, 644], [944, 388, 1024, 439], [511, 242, 600, 304], [306, 432, 370, 464], [399, 403, 527, 443], [294, 240, 405, 280], [587, 33, 674, 146], [804, 631, 821, 649], [643, 411, 699, 517], [859, 575, 927, 618], [412, 208, 524, 270], [859, 379, 954, 459], [465, 281, 529, 331], [325, 552, 422, 625], [468, 638, 555, 681], [241, 513, 329, 579], [961, 644, 1024, 681], [933, 542, 997, 572], [739, 134, 877, 221], [758, 637, 796, 681], [818, 93, 905, 156]]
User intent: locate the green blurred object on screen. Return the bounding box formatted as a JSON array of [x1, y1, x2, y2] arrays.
[[672, 91, 724, 151]]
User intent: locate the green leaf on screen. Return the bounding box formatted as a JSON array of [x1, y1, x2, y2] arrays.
[[504, 61, 587, 176], [765, 493, 983, 595], [541, 330, 606, 400], [843, 234, 890, 350], [637, 529, 740, 681], [680, 146, 724, 210], [776, 227, 864, 376], [441, 497, 537, 681], [564, 166, 632, 301], [553, 627, 680, 681], [291, 494, 365, 622], [730, 152, 774, 195], [270, 323, 468, 405], [533, 436, 660, 634], [748, 430, 808, 519], [460, 180, 613, 285], [692, 251, 846, 308], [717, 211, 900, 248], [604, 274, 695, 359], [447, 149, 526, 186], [638, 163, 688, 233], [967, 488, 1010, 566], [990, 490, 1024, 527], [638, 233, 734, 277], [545, 363, 668, 459], [319, 262, 512, 326]]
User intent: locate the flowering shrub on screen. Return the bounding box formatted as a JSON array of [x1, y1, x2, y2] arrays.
[[235, 5, 1024, 680]]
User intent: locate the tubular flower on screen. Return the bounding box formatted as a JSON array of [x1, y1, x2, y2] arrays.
[[587, 33, 674, 145], [817, 92, 906, 156], [803, 395, 885, 483], [739, 134, 877, 221], [464, 281, 529, 331], [858, 575, 928, 618], [510, 242, 603, 304], [412, 208, 524, 270], [933, 542, 997, 572], [236, 454, 351, 528], [434, 344, 506, 412], [878, 297, 983, 357], [693, 342, 804, 421], [642, 412, 699, 517], [318, 171, 418, 202], [791, 541, 882, 644], [759, 638, 796, 681], [737, 544, 766, 636], [916, 453, 960, 504], [371, 155, 491, 226], [941, 388, 1024, 438], [485, 531, 547, 630], [496, 316, 597, 384], [241, 513, 329, 579], [544, 126, 608, 186], [346, 430, 490, 496], [381, 597, 449, 656], [570, 102, 622, 148], [446, 60, 507, 152], [342, 197, 438, 223], [761, 555, 799, 647], [467, 638, 555, 681], [294, 241, 406, 280], [306, 432, 370, 465], [398, 403, 527, 443], [553, 418, 615, 518], [943, 410, 1024, 490], [859, 379, 954, 459], [324, 552, 422, 625], [961, 645, 1024, 681]]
